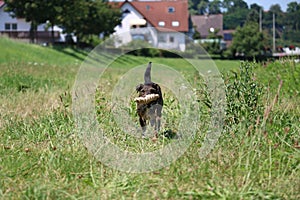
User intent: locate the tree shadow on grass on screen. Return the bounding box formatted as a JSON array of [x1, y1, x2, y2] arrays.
[[52, 45, 89, 62]]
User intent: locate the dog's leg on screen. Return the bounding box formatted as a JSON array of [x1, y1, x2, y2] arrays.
[[156, 104, 162, 132], [149, 107, 156, 127], [139, 117, 147, 136]]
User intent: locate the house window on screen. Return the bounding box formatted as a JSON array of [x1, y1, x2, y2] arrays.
[[123, 9, 130, 14], [169, 36, 174, 43], [4, 23, 18, 31], [146, 5, 150, 10], [172, 21, 179, 27], [12, 23, 17, 30], [168, 7, 175, 13], [224, 33, 232, 41], [5, 23, 10, 30], [158, 21, 165, 27], [122, 9, 130, 18]]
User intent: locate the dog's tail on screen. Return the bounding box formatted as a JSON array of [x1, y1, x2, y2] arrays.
[[144, 62, 152, 84]]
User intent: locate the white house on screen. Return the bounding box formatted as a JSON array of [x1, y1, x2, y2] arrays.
[[111, 0, 189, 51], [0, 0, 71, 43], [0, 1, 46, 32]]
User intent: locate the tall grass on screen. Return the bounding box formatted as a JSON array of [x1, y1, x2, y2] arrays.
[[0, 38, 299, 199]]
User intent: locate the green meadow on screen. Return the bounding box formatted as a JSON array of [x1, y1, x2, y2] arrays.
[[0, 37, 299, 199]]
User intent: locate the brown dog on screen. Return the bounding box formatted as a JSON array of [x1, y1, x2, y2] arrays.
[[135, 62, 163, 137]]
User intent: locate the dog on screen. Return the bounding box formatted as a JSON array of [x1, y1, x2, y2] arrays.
[[135, 62, 163, 137]]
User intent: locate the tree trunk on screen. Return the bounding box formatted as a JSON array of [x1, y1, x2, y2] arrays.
[[29, 21, 37, 43], [51, 23, 55, 44]]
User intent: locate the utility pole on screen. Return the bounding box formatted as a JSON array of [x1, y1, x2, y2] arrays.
[[273, 13, 276, 52], [259, 8, 262, 32]]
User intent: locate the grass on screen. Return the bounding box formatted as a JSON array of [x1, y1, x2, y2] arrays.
[[0, 37, 87, 65], [0, 37, 299, 199]]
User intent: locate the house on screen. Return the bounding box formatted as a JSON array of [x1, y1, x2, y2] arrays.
[[192, 14, 235, 48], [0, 0, 64, 43], [112, 0, 190, 51], [191, 14, 223, 39]]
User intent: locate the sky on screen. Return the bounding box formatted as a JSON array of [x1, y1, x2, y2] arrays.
[[243, 0, 300, 11]]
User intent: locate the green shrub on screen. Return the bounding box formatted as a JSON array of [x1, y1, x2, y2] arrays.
[[225, 62, 264, 127], [121, 40, 160, 57]]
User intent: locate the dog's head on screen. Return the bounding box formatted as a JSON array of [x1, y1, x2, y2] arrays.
[[136, 83, 161, 98]]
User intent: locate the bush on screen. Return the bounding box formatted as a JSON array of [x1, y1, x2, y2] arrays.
[[121, 40, 160, 57]]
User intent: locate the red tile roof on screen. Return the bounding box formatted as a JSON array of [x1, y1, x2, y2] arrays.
[[123, 0, 189, 32]]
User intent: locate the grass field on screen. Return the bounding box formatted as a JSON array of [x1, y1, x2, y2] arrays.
[[0, 38, 299, 199]]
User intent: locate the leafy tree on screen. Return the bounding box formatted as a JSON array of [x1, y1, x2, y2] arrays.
[[263, 4, 284, 29], [43, 0, 65, 43], [261, 4, 285, 47], [223, 0, 249, 29], [286, 2, 300, 31], [197, 0, 209, 15], [222, 0, 248, 13], [284, 2, 300, 44], [247, 9, 259, 23], [189, 0, 209, 15], [59, 0, 121, 45], [247, 4, 262, 24], [209, 0, 222, 14], [229, 22, 266, 59], [250, 3, 262, 12], [224, 9, 249, 29], [203, 28, 223, 55], [193, 26, 201, 39]]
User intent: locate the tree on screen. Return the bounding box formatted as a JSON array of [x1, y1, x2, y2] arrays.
[[4, 0, 49, 43], [229, 22, 266, 59], [223, 0, 250, 29], [247, 4, 262, 24], [286, 2, 300, 31], [189, 0, 209, 15], [209, 0, 222, 14], [261, 4, 285, 47], [5, 0, 121, 45], [222, 0, 248, 13], [203, 29, 223, 55], [247, 10, 259, 24], [193, 26, 201, 40], [197, 0, 209, 15], [43, 0, 65, 43], [59, 0, 121, 45], [284, 2, 300, 44], [250, 3, 262, 12], [224, 9, 249, 29], [264, 4, 285, 28]]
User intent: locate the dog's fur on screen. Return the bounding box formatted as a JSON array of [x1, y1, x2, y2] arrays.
[[136, 62, 163, 137]]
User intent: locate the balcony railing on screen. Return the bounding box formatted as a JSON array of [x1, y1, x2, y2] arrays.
[[130, 28, 150, 35], [0, 31, 60, 43]]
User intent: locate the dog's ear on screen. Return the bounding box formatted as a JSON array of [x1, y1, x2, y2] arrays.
[[136, 84, 144, 92], [152, 83, 162, 95], [152, 83, 160, 91]]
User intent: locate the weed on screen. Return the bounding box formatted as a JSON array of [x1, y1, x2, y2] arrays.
[[225, 61, 264, 128]]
